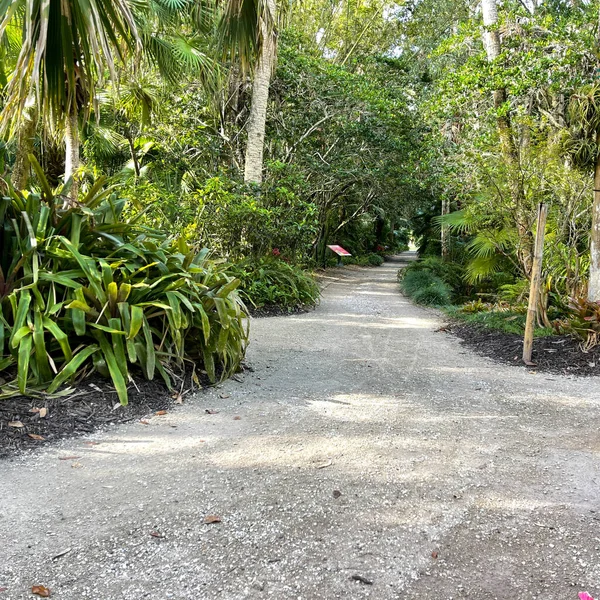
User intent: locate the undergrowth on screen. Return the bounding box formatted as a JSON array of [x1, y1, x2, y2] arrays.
[[227, 257, 320, 310], [445, 306, 556, 337]]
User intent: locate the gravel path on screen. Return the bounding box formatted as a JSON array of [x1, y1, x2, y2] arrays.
[[2, 254, 600, 600]]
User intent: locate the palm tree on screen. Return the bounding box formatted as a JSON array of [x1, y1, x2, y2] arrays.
[[220, 0, 277, 184], [0, 0, 141, 199]]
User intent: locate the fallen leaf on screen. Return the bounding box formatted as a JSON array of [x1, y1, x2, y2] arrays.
[[58, 456, 81, 461], [350, 574, 372, 585], [233, 416, 241, 421], [203, 515, 222, 524], [431, 551, 439, 559], [219, 393, 230, 399], [149, 531, 163, 538], [31, 585, 50, 597], [332, 490, 342, 499], [27, 434, 45, 441], [205, 409, 219, 414], [29, 407, 41, 413], [139, 419, 150, 425], [155, 410, 167, 416], [39, 408, 47, 418], [71, 462, 83, 469], [8, 421, 24, 428]]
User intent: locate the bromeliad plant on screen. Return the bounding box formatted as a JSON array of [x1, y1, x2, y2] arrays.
[[0, 159, 248, 404]]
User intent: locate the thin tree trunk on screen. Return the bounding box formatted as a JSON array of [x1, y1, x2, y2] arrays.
[[127, 134, 140, 178], [11, 105, 37, 190], [588, 135, 600, 301], [523, 202, 547, 365], [64, 108, 80, 204], [482, 0, 533, 277], [243, 0, 276, 184], [441, 197, 450, 259]]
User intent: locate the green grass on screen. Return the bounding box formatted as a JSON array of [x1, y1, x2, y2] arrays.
[[444, 306, 556, 338]]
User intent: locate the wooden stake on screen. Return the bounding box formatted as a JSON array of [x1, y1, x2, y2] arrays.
[[523, 202, 548, 365]]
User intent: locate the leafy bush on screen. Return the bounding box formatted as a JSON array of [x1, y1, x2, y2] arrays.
[[400, 269, 452, 306], [367, 253, 384, 266], [228, 257, 320, 310], [0, 161, 248, 404]]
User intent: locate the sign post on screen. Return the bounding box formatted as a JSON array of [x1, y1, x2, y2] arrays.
[[327, 245, 351, 266]]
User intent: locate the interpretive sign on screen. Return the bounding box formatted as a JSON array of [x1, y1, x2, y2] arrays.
[[326, 245, 351, 256]]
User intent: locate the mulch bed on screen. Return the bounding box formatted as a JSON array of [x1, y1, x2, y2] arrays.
[[248, 304, 313, 318], [0, 373, 194, 459], [448, 321, 600, 376]]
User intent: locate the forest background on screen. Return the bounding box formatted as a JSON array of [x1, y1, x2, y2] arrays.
[[2, 0, 600, 400]]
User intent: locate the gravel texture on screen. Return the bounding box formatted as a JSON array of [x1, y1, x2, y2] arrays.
[[1, 253, 599, 599]]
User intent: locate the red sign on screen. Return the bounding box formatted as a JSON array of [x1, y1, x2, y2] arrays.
[[327, 245, 352, 256]]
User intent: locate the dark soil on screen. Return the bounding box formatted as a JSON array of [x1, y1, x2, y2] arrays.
[[448, 321, 600, 376], [248, 304, 314, 318], [0, 373, 195, 459]]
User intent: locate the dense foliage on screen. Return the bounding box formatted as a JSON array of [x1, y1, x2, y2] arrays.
[[0, 163, 248, 402], [4, 0, 600, 402]]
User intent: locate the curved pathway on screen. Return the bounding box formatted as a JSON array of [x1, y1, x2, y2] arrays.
[[1, 254, 599, 599]]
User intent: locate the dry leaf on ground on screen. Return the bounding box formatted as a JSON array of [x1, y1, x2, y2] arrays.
[[233, 416, 241, 421], [155, 410, 167, 416], [203, 515, 222, 524], [205, 409, 219, 414], [31, 585, 50, 597], [27, 434, 45, 441], [39, 408, 47, 418], [149, 531, 163, 538], [8, 421, 24, 428]]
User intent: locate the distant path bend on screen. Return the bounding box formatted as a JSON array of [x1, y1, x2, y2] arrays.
[[1, 252, 599, 599]]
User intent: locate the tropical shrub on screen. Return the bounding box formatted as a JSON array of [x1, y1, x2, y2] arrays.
[[228, 257, 320, 310], [400, 269, 452, 306], [367, 253, 384, 266], [0, 162, 248, 404]]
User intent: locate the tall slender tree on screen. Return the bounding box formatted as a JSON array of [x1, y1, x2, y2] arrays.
[[481, 0, 532, 276], [243, 0, 276, 184]]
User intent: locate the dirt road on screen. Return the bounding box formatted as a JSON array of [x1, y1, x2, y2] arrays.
[[1, 254, 599, 599]]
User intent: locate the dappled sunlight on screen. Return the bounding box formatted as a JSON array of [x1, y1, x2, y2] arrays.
[[477, 495, 561, 512], [355, 290, 398, 296], [285, 315, 437, 330]]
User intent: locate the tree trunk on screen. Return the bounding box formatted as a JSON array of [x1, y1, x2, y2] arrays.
[[127, 134, 141, 178], [243, 0, 277, 184], [64, 108, 80, 204], [441, 197, 450, 259], [11, 104, 37, 190], [481, 0, 533, 277], [588, 136, 600, 301]]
